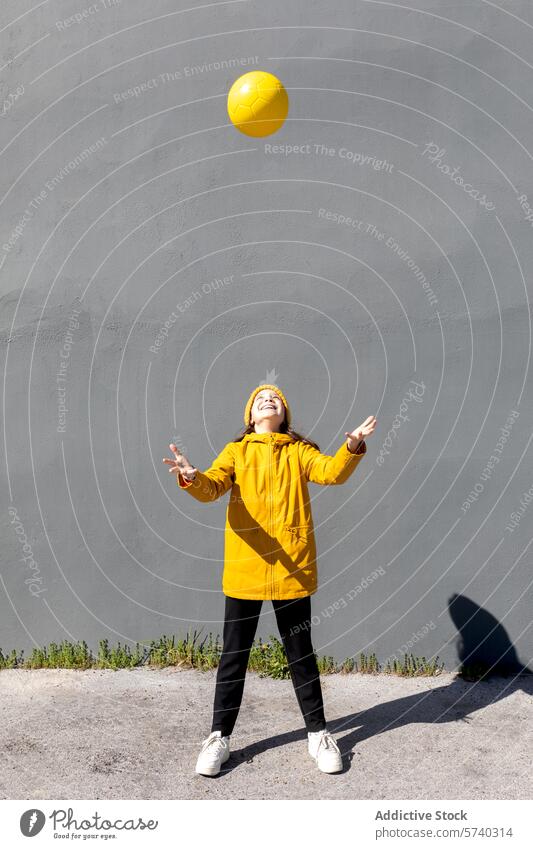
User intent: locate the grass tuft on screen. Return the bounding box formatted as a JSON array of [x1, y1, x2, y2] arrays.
[[384, 653, 445, 677], [249, 635, 290, 679]]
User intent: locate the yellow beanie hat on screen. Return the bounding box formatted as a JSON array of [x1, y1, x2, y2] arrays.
[[244, 384, 291, 428]]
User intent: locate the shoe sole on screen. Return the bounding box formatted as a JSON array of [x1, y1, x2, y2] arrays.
[[317, 762, 343, 774], [309, 752, 343, 774], [195, 751, 230, 776]]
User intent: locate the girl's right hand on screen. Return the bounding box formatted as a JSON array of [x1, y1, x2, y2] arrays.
[[162, 443, 198, 481]]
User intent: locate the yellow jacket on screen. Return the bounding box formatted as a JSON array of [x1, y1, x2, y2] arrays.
[[177, 431, 366, 600]]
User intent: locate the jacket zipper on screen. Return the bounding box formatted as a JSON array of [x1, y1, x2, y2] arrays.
[[269, 436, 274, 599]]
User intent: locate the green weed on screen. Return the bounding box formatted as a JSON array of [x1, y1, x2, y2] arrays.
[[249, 635, 290, 679], [147, 631, 222, 670], [384, 653, 445, 676]]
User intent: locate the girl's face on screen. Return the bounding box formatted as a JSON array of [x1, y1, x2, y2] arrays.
[[250, 390, 286, 430]]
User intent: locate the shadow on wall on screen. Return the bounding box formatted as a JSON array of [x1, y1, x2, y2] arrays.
[[449, 593, 531, 678]]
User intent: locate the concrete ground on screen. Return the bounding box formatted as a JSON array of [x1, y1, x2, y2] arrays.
[[1, 667, 531, 800]]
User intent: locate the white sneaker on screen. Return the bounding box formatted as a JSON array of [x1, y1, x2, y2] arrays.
[[195, 730, 230, 776], [308, 729, 343, 773]]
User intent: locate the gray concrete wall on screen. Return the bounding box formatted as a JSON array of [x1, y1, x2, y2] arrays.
[[1, 0, 532, 674]]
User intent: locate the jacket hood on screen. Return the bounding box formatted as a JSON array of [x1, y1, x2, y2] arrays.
[[241, 431, 295, 444]]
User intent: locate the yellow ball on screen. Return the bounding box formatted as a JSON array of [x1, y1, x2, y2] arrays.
[[227, 71, 289, 138]]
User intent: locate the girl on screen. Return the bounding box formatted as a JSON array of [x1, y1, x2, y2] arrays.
[[163, 384, 376, 776]]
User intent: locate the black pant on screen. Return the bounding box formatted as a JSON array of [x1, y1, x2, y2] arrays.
[[211, 594, 327, 736]]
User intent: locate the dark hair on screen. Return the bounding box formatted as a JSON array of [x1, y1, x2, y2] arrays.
[[233, 412, 320, 451]]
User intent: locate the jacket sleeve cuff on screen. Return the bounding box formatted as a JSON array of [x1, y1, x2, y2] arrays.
[[177, 472, 195, 488], [347, 439, 366, 456]]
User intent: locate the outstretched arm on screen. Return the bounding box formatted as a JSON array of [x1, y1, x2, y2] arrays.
[[176, 442, 235, 502], [299, 415, 377, 485], [299, 438, 366, 486]]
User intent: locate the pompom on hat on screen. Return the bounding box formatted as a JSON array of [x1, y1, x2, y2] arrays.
[[244, 384, 291, 428]]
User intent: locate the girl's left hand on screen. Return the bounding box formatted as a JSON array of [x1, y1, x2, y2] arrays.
[[345, 415, 377, 452]]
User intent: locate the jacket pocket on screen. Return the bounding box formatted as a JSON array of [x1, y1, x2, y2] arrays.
[[282, 524, 315, 578], [284, 524, 313, 559]]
